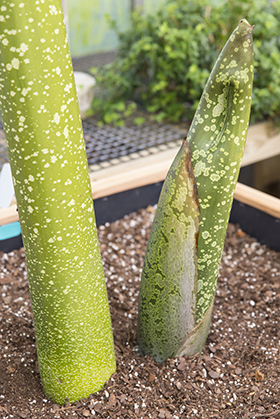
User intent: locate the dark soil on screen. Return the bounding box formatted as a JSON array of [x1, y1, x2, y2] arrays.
[[1, 207, 280, 419]]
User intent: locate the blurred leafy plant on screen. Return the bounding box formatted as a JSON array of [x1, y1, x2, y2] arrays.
[[91, 0, 280, 126]]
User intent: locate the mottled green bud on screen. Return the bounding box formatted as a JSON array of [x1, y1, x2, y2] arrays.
[[138, 20, 254, 362]]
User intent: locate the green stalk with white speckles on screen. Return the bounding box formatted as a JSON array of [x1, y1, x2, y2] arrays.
[[138, 20, 254, 362], [0, 0, 115, 404]]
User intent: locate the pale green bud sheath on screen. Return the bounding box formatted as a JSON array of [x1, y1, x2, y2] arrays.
[[0, 0, 115, 404], [138, 140, 200, 362], [187, 19, 254, 322]]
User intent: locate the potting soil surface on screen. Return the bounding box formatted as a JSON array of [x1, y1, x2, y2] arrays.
[[1, 207, 280, 419]]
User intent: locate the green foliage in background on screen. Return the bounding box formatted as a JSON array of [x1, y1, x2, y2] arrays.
[[91, 0, 280, 125]]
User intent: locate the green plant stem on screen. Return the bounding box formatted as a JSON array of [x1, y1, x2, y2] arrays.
[[0, 0, 115, 404]]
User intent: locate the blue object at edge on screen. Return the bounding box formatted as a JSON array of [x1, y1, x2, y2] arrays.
[[0, 221, 21, 241]]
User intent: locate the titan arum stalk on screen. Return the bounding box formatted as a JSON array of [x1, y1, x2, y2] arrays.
[[0, 0, 115, 404], [138, 20, 254, 362]]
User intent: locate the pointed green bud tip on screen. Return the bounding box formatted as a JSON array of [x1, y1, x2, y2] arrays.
[[238, 19, 255, 33]]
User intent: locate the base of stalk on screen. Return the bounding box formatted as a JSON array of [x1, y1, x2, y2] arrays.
[[176, 300, 214, 357]]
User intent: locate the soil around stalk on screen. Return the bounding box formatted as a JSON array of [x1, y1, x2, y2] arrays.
[[1, 207, 280, 419]]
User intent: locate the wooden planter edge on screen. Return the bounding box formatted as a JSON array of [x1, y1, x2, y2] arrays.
[[1, 180, 280, 228]]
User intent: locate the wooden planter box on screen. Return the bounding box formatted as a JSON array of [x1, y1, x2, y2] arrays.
[[1, 121, 280, 252]]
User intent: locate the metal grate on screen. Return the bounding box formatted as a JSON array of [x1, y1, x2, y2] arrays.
[[72, 51, 117, 73], [0, 119, 185, 172], [83, 118, 185, 171]]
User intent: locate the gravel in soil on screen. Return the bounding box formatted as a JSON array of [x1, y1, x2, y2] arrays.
[[1, 207, 280, 419]]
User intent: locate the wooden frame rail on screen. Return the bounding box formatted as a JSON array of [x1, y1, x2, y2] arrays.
[[1, 181, 279, 228]]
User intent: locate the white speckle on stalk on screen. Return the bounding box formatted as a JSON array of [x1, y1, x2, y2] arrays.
[[53, 113, 60, 124], [210, 173, 220, 182], [212, 93, 225, 117], [202, 231, 210, 239], [64, 83, 72, 93], [49, 4, 58, 15], [6, 58, 19, 70], [20, 42, 28, 52], [63, 126, 69, 138], [21, 87, 29, 96]]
